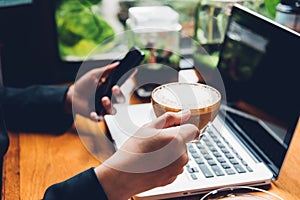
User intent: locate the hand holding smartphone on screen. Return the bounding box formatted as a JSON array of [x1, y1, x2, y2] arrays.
[[95, 46, 145, 115]]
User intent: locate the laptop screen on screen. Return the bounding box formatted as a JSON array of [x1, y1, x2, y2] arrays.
[[217, 4, 300, 178]]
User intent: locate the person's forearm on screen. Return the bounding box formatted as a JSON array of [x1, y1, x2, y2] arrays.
[[1, 85, 73, 133]]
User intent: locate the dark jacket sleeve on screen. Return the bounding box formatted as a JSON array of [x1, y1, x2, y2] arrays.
[[0, 106, 9, 194], [0, 85, 73, 133], [43, 168, 108, 200]]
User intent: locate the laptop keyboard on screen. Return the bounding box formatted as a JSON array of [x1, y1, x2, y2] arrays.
[[185, 126, 253, 180]]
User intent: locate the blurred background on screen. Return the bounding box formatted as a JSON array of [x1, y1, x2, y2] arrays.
[[0, 0, 290, 87]]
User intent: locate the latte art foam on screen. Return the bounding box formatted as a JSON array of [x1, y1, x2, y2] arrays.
[[152, 83, 220, 110], [151, 82, 221, 130]]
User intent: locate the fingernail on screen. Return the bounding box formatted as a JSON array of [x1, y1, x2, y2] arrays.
[[116, 96, 125, 103]]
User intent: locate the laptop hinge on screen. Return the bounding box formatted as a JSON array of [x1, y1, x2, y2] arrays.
[[219, 107, 280, 179]]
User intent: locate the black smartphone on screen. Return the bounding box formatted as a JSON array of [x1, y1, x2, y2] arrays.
[[95, 46, 145, 115]]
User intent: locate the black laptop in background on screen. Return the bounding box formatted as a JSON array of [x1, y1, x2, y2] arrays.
[[217, 3, 300, 178]]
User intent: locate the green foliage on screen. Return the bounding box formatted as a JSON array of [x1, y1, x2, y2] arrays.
[[55, 0, 114, 59], [79, 0, 102, 7], [264, 0, 280, 19], [193, 52, 219, 69]]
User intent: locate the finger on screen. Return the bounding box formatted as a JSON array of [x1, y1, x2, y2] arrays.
[[151, 109, 191, 129], [162, 176, 177, 187], [130, 68, 138, 78], [112, 85, 125, 103], [180, 153, 189, 167], [89, 112, 104, 122], [101, 96, 113, 114], [166, 152, 189, 170], [96, 62, 120, 82], [102, 62, 119, 78], [163, 123, 200, 144]]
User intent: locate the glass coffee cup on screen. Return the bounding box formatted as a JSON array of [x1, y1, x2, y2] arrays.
[[151, 82, 221, 139]]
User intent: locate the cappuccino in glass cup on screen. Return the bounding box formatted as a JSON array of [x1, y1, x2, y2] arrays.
[[151, 82, 221, 136]]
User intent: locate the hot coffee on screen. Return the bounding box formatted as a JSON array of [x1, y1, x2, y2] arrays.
[[151, 82, 221, 131]]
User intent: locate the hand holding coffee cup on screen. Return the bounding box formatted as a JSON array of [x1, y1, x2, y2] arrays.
[[151, 82, 221, 139]]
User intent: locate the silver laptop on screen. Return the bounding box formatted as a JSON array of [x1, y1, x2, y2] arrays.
[[104, 4, 300, 199]]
